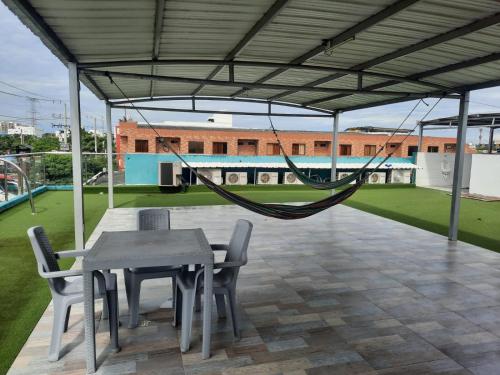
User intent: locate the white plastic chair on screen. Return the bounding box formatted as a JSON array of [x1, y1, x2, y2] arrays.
[[27, 226, 118, 362], [174, 219, 253, 352], [123, 208, 181, 328]]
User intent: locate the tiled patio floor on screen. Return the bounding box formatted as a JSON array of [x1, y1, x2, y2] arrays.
[[8, 204, 500, 375]]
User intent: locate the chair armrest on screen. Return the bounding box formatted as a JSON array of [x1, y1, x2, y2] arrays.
[[210, 244, 229, 252], [37, 263, 83, 279], [214, 261, 244, 269], [55, 249, 90, 259]]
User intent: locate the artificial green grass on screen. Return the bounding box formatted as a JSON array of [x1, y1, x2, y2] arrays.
[[0, 184, 499, 373], [345, 185, 500, 252]]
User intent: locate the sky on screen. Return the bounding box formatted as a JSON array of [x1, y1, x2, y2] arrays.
[[1, 2, 499, 144]]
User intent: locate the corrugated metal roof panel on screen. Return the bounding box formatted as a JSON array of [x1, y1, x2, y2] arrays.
[[4, 0, 500, 111]]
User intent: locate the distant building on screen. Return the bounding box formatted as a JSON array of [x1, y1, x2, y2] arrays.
[[115, 114, 470, 170], [87, 128, 105, 136], [54, 129, 71, 142], [344, 126, 413, 135], [0, 121, 41, 137]]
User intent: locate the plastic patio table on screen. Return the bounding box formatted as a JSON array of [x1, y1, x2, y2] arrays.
[[82, 228, 214, 373]]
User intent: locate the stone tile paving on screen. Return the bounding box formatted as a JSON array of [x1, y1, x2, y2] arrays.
[[8, 204, 500, 374]]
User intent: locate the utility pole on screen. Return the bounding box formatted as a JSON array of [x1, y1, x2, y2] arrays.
[[28, 97, 38, 136], [51, 102, 70, 151], [94, 117, 98, 153], [63, 102, 68, 146]]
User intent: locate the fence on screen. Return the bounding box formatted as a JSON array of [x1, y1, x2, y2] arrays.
[[0, 152, 122, 203]]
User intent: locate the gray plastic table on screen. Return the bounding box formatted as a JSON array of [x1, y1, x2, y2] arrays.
[[82, 228, 214, 373]]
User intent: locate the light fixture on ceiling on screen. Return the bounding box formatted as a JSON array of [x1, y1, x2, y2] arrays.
[[323, 35, 356, 56]]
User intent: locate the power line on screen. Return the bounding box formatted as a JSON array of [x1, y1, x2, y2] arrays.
[[0, 113, 58, 121], [0, 79, 63, 102], [469, 100, 500, 110], [0, 88, 63, 103]]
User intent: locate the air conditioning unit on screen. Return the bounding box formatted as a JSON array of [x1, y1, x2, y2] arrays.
[[283, 172, 302, 184], [258, 172, 278, 185], [390, 169, 412, 184], [367, 172, 386, 184], [196, 168, 222, 185], [225, 172, 247, 185], [158, 162, 182, 186], [337, 171, 356, 184]]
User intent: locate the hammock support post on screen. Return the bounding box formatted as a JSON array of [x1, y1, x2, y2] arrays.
[[106, 102, 114, 209], [448, 91, 470, 241], [330, 112, 340, 194], [68, 62, 85, 251], [417, 124, 424, 152]]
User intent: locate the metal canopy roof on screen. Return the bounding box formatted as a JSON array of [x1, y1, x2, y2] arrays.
[[4, 0, 500, 114], [420, 112, 500, 128]]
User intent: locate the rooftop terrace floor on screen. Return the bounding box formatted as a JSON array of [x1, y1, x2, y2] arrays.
[[9, 204, 500, 375]]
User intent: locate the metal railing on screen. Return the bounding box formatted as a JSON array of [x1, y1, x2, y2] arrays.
[[0, 157, 35, 214], [0, 151, 123, 204]]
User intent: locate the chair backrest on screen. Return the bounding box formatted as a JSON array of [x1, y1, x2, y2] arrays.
[[221, 219, 253, 282], [138, 208, 171, 231], [27, 226, 65, 293]]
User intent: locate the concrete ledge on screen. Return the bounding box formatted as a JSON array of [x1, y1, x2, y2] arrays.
[[0, 186, 47, 213]]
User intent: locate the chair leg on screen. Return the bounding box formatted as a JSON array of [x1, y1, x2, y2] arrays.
[[123, 269, 131, 309], [173, 285, 182, 327], [215, 293, 226, 319], [63, 305, 71, 332], [48, 299, 68, 362], [180, 290, 196, 353], [102, 292, 109, 320], [195, 293, 201, 312], [107, 290, 120, 352], [128, 274, 142, 329], [227, 288, 241, 340], [171, 276, 177, 310]]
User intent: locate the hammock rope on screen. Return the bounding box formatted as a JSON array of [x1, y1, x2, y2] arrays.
[[267, 99, 424, 189], [105, 71, 440, 219]]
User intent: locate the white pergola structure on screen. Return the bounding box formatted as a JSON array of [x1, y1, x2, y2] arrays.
[[4, 0, 500, 248]]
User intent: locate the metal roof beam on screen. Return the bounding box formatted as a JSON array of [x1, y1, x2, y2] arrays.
[[83, 69, 456, 98], [303, 52, 500, 106], [272, 12, 500, 101], [108, 95, 335, 114], [190, 0, 289, 96], [339, 96, 428, 112], [231, 0, 420, 97], [149, 0, 166, 98], [110, 104, 334, 117], [78, 59, 452, 92]]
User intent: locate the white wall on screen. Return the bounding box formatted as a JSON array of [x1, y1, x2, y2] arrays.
[[469, 154, 500, 197], [416, 152, 472, 188]]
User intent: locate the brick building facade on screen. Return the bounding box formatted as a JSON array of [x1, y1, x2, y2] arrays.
[[116, 117, 466, 169]]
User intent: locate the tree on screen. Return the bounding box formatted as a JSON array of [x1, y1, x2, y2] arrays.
[[44, 154, 73, 184], [32, 134, 60, 152], [0, 134, 60, 154]]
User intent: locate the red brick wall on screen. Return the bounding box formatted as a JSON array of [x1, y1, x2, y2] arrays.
[[116, 121, 472, 168]]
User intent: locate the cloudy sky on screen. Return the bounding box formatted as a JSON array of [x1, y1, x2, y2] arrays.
[[1, 2, 499, 143]]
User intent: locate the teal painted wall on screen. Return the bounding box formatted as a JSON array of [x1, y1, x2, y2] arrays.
[[124, 153, 416, 185], [125, 153, 178, 185]]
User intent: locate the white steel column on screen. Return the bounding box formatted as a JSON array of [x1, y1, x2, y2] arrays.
[[68, 63, 85, 250], [417, 123, 424, 152], [105, 102, 114, 208], [330, 112, 340, 194], [488, 127, 495, 154], [448, 91, 469, 241]]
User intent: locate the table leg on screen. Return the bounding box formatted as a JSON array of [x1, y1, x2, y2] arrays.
[[84, 271, 96, 373], [202, 263, 213, 359]]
